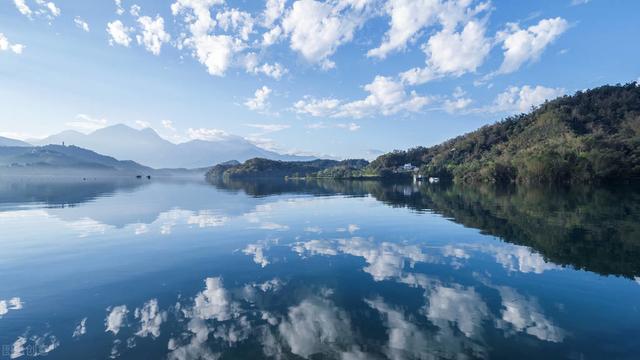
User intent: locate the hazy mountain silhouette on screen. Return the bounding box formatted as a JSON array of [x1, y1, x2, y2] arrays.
[[33, 124, 314, 169], [0, 136, 31, 147], [0, 144, 153, 174]]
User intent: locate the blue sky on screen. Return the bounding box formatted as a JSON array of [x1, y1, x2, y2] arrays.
[[0, 0, 639, 159]]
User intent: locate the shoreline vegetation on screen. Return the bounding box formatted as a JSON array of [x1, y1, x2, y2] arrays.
[[207, 83, 640, 185]]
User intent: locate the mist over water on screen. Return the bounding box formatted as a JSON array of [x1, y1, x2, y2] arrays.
[[1, 177, 639, 359]]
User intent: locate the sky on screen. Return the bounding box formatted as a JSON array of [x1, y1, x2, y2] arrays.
[[0, 0, 639, 159]]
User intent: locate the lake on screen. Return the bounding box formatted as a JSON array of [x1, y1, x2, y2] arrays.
[[0, 177, 639, 359]]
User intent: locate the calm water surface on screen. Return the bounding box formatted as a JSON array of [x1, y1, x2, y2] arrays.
[[0, 177, 639, 359]]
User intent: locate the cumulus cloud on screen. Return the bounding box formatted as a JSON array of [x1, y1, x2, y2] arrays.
[[443, 87, 472, 113], [105, 305, 129, 335], [262, 0, 286, 27], [0, 33, 25, 54], [72, 317, 88, 338], [243, 243, 270, 267], [495, 286, 565, 342], [216, 8, 254, 41], [482, 243, 559, 274], [497, 17, 569, 74], [107, 20, 133, 47], [0, 297, 23, 317], [66, 114, 108, 132], [135, 299, 167, 339], [11, 333, 59, 358], [172, 0, 247, 76], [426, 284, 489, 338], [278, 296, 353, 358], [74, 16, 90, 32], [244, 54, 288, 80], [136, 15, 171, 55], [282, 0, 372, 69], [192, 277, 233, 321], [367, 0, 441, 59], [491, 85, 565, 113], [13, 0, 32, 17], [294, 97, 341, 117], [114, 0, 125, 15], [295, 76, 431, 119], [13, 0, 60, 20], [244, 85, 272, 112]]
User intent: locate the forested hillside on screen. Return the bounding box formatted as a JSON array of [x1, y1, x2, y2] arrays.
[[368, 83, 640, 184]]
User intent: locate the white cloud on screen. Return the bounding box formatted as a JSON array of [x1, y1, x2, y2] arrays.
[[294, 97, 341, 117], [282, 0, 372, 68], [495, 286, 565, 342], [74, 17, 90, 32], [66, 114, 108, 132], [0, 297, 22, 317], [216, 8, 254, 41], [192, 277, 232, 321], [253, 63, 287, 80], [245, 123, 290, 133], [135, 299, 167, 339], [192, 34, 244, 76], [172, 0, 246, 77], [570, 0, 590, 6], [13, 0, 32, 17], [72, 317, 88, 338], [105, 305, 129, 335], [107, 20, 133, 47], [162, 119, 176, 131], [443, 87, 473, 113], [337, 76, 432, 118], [11, 337, 27, 359], [261, 25, 283, 47], [367, 0, 440, 59], [336, 123, 360, 131], [366, 297, 434, 360], [45, 1, 60, 17], [491, 85, 565, 113], [243, 243, 270, 267], [115, 0, 125, 15], [244, 86, 272, 111], [484, 243, 559, 274], [135, 120, 151, 128], [497, 17, 569, 74], [130, 4, 141, 17], [13, 0, 60, 20], [136, 15, 171, 55], [262, 0, 286, 27], [295, 76, 432, 119], [426, 285, 489, 338], [187, 127, 229, 141], [0, 33, 25, 54], [278, 296, 353, 358], [421, 20, 491, 77]]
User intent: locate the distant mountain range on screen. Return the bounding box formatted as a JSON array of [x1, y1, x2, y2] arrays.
[[28, 124, 314, 169], [0, 136, 31, 147], [0, 144, 154, 175]]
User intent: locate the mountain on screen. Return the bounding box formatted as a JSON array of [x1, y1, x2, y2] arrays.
[[0, 136, 31, 147], [33, 124, 315, 169], [0, 144, 153, 175], [363, 82, 640, 184]]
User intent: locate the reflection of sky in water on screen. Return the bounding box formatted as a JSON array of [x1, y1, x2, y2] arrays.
[[0, 179, 639, 359]]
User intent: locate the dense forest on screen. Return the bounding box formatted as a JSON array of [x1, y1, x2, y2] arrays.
[[367, 82, 640, 184], [205, 158, 368, 180]]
